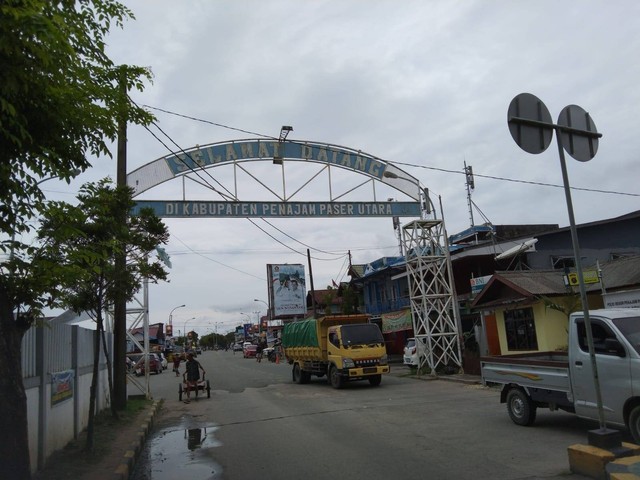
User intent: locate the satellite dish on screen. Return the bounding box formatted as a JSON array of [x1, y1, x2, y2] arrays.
[[495, 239, 538, 261]]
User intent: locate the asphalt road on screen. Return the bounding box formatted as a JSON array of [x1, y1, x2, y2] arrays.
[[130, 350, 601, 480]]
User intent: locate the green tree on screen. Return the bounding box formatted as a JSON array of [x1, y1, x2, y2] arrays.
[[38, 179, 169, 450], [340, 284, 360, 314], [0, 1, 152, 477]]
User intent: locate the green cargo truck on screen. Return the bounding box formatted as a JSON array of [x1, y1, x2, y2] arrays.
[[282, 314, 389, 388]]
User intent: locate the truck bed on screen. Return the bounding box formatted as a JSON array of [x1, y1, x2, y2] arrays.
[[480, 352, 570, 393]]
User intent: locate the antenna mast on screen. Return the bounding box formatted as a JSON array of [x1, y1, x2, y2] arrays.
[[464, 161, 475, 227]]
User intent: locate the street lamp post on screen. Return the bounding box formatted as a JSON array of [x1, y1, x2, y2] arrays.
[[254, 299, 270, 330], [382, 170, 433, 217], [168, 304, 185, 337]]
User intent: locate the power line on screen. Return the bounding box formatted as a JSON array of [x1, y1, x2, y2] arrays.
[[145, 104, 639, 199], [391, 161, 640, 198], [142, 104, 273, 140], [170, 233, 265, 281], [137, 104, 351, 262]]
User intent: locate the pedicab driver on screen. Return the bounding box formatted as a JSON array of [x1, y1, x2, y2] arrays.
[[183, 352, 205, 403]]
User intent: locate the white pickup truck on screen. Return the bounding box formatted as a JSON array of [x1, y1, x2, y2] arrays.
[[481, 308, 640, 441]]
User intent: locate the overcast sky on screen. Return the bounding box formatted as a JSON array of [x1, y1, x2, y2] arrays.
[[42, 1, 640, 336]]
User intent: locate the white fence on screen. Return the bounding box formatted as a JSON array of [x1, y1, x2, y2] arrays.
[[22, 319, 112, 473]]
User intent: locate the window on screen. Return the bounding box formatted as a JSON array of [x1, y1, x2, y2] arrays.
[[551, 256, 575, 269], [504, 307, 538, 351], [576, 319, 623, 355]]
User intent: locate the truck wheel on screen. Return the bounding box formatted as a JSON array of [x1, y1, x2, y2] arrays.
[[368, 375, 382, 387], [301, 370, 311, 384], [628, 405, 640, 443], [329, 366, 343, 389], [506, 388, 536, 426], [293, 364, 303, 384]]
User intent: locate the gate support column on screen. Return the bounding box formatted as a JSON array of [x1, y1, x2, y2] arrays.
[[402, 219, 462, 374]]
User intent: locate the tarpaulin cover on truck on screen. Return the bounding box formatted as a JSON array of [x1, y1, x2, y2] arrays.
[[282, 318, 319, 348]]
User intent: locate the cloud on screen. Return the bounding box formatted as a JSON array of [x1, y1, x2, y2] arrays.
[[46, 0, 640, 333]]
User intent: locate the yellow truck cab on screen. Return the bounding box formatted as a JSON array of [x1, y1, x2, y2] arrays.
[[282, 314, 389, 388]]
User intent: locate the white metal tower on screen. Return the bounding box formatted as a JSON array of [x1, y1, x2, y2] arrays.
[[402, 219, 462, 374]]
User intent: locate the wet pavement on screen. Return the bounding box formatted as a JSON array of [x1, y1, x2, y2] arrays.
[[132, 417, 222, 480], [128, 352, 596, 480]]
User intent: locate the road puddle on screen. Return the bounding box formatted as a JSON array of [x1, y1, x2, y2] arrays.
[[133, 423, 222, 479]]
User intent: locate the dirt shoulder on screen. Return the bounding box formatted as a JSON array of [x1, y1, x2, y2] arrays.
[[33, 399, 161, 480]]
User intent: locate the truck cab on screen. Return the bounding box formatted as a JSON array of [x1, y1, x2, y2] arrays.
[[569, 309, 640, 436]]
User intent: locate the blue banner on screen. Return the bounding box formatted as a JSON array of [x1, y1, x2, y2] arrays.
[[132, 201, 420, 218]]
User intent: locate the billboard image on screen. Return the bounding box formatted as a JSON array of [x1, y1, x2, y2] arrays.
[[268, 264, 306, 317]]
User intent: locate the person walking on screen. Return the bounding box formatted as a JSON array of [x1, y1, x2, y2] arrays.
[[172, 353, 182, 377], [183, 353, 205, 403], [256, 341, 264, 363]]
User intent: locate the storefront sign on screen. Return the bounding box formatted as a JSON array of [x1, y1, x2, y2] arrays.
[[604, 289, 640, 309]]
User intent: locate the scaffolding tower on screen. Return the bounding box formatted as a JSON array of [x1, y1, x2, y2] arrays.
[[402, 219, 462, 374]]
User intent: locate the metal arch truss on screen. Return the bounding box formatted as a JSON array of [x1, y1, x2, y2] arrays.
[[402, 219, 462, 374], [127, 139, 429, 218]]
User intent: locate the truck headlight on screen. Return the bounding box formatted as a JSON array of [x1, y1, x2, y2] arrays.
[[379, 354, 388, 366], [343, 358, 355, 368]]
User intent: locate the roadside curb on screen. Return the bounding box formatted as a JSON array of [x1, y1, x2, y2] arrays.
[[111, 399, 163, 480], [391, 368, 482, 385]]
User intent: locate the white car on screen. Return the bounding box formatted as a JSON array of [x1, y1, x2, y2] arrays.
[[403, 338, 419, 367]]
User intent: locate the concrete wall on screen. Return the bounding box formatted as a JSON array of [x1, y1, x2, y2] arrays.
[[22, 322, 112, 474]]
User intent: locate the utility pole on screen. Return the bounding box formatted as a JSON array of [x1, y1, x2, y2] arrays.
[[113, 67, 128, 410], [307, 249, 317, 317]]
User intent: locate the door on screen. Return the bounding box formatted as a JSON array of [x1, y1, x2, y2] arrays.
[[483, 313, 501, 356], [571, 317, 631, 426]]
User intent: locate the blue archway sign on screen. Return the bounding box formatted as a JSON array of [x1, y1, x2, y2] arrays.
[[127, 138, 427, 219]]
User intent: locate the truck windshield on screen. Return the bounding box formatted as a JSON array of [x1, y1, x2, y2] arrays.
[[612, 316, 640, 355], [341, 324, 384, 348]]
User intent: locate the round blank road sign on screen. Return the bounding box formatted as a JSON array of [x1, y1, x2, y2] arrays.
[[507, 93, 553, 155], [557, 104, 599, 162]]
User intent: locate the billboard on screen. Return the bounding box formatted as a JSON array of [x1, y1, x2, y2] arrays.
[[267, 264, 306, 317]]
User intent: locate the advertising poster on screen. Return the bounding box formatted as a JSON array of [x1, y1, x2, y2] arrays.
[[51, 370, 74, 406], [268, 264, 306, 317]]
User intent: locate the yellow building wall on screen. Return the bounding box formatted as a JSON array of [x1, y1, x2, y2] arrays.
[[495, 301, 570, 354]]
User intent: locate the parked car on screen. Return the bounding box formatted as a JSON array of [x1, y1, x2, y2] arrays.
[[403, 338, 418, 367], [128, 353, 163, 376], [243, 344, 257, 358]]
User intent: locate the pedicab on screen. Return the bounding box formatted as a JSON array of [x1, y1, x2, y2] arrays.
[[178, 373, 211, 401]]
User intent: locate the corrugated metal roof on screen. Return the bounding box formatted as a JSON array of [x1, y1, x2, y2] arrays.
[[472, 255, 640, 309], [600, 255, 640, 289], [349, 264, 366, 279], [494, 270, 567, 295]]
